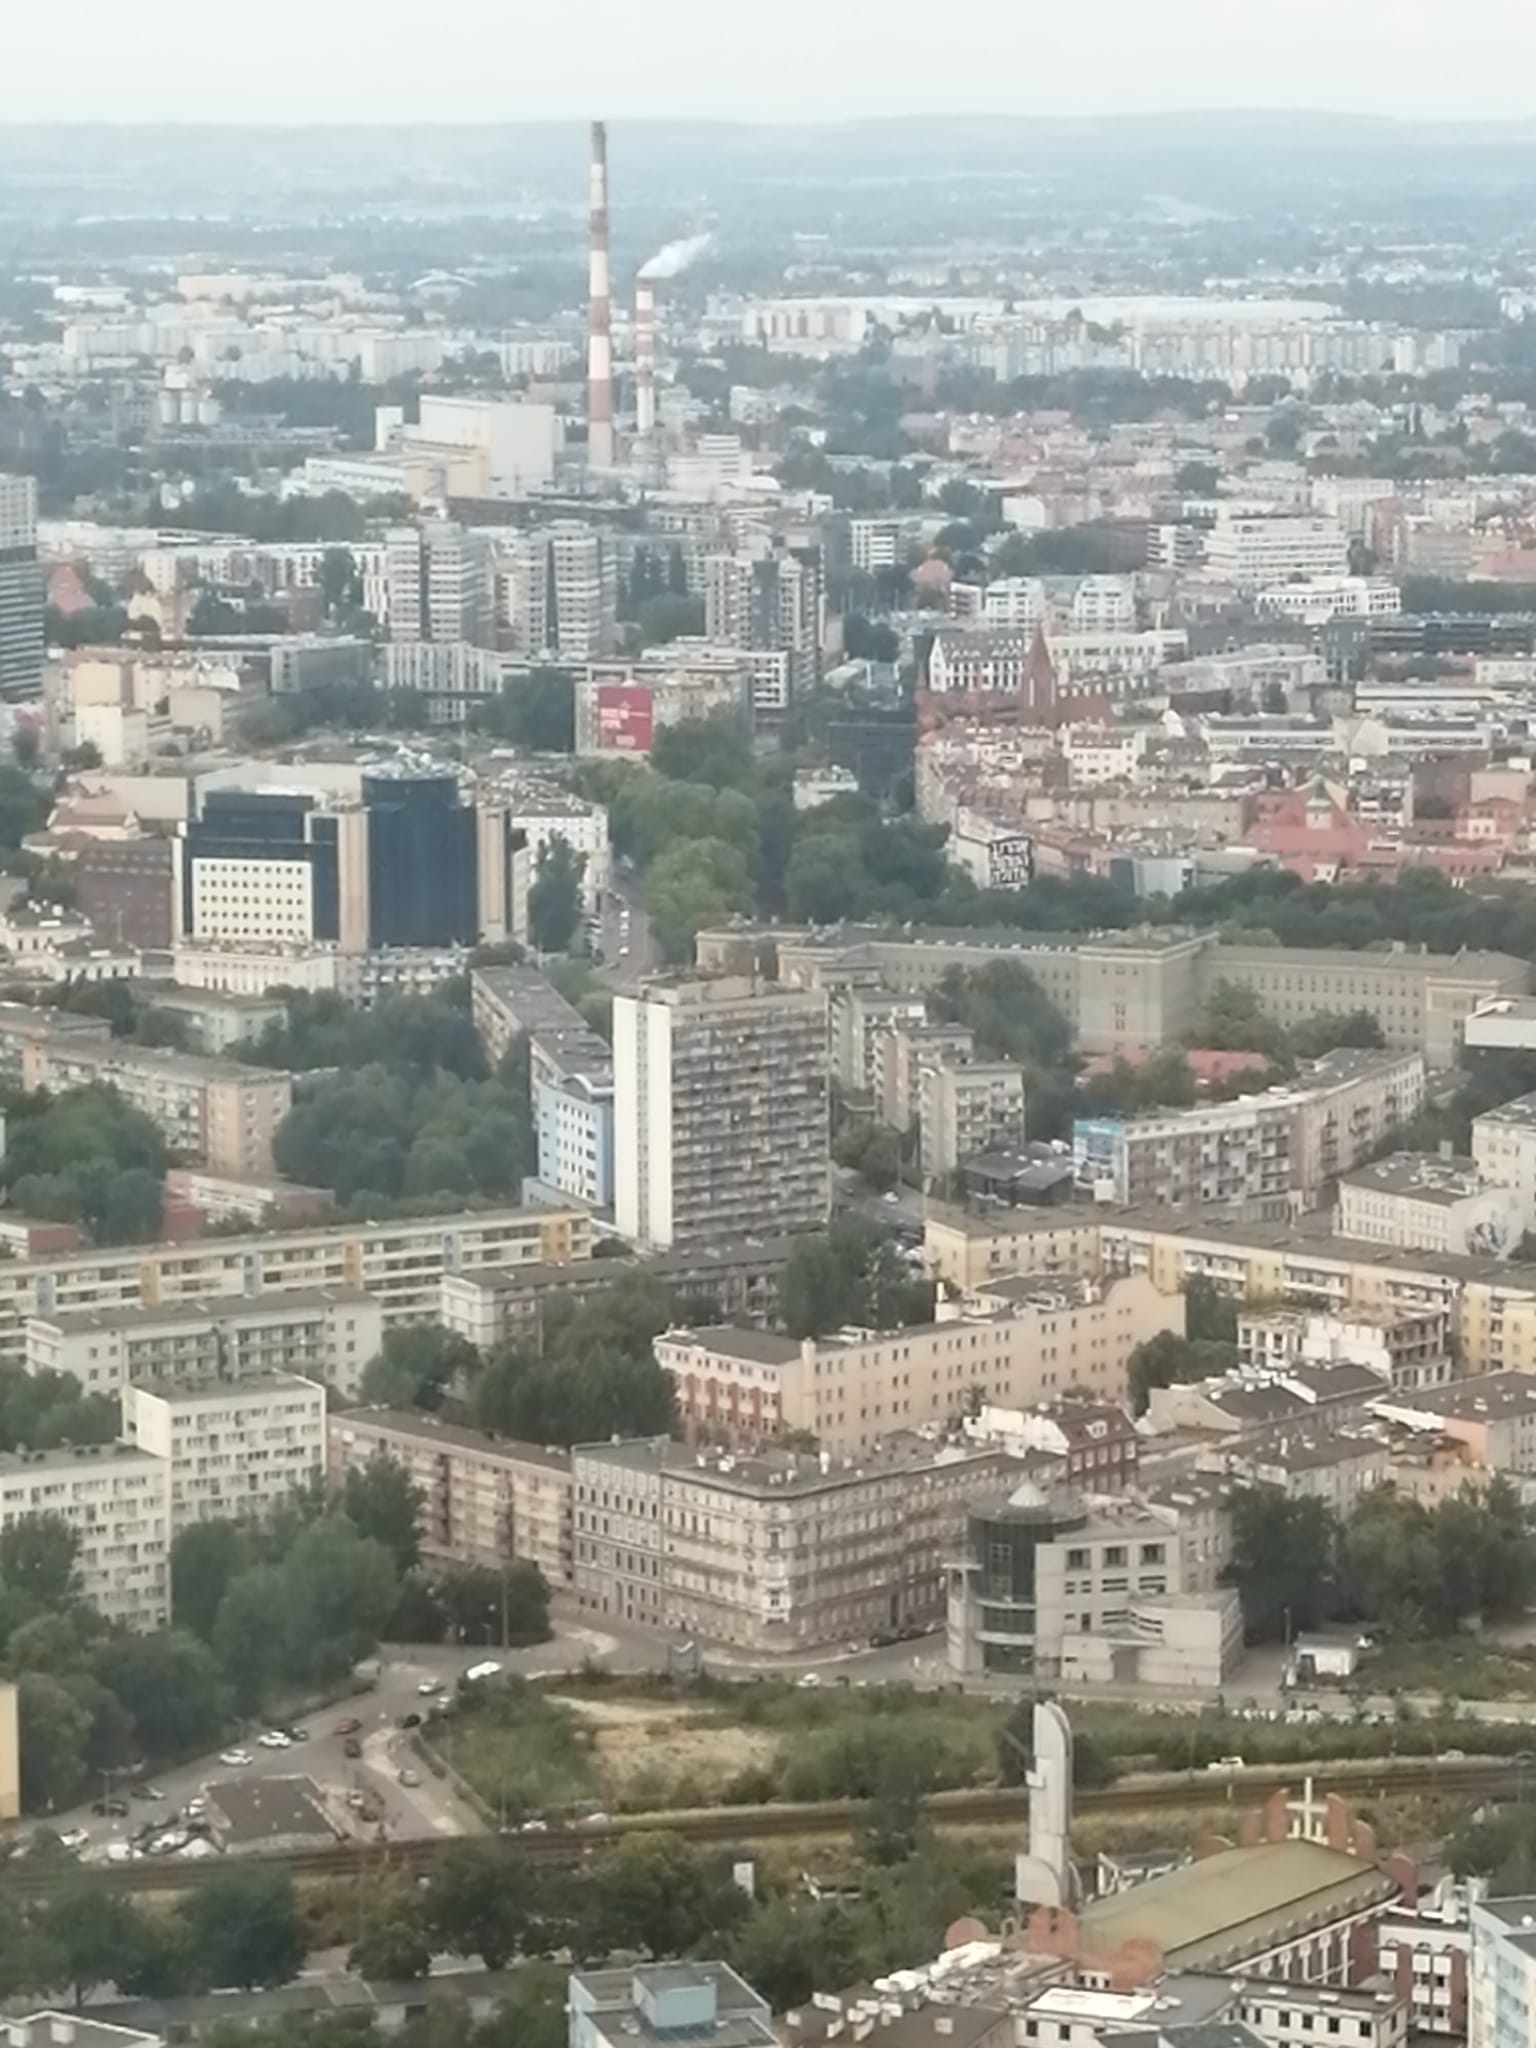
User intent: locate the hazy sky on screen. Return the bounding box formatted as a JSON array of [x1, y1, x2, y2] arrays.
[[9, 0, 1536, 125]]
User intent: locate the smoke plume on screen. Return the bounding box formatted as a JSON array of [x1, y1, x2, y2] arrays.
[[639, 233, 713, 281]]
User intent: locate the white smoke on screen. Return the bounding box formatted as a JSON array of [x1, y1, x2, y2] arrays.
[[639, 233, 713, 282]]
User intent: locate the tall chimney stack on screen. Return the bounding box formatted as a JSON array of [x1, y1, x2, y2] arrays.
[[587, 119, 615, 472], [635, 275, 657, 442]]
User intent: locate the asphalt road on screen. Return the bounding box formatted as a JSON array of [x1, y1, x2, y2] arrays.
[[47, 1620, 634, 1864], [597, 877, 654, 990]]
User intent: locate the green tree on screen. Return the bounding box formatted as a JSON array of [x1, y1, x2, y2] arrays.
[[646, 837, 753, 962], [182, 1865, 304, 1990], [0, 1515, 80, 1605], [16, 1670, 91, 1812], [473, 669, 575, 752], [425, 1839, 535, 1968], [42, 1874, 159, 2003], [342, 1453, 424, 1574], [1126, 1331, 1236, 1416], [580, 1833, 749, 1959], [281, 1518, 398, 1685], [350, 1873, 431, 1981], [93, 1629, 229, 1760], [212, 1566, 290, 1712], [171, 1520, 250, 1641], [527, 836, 586, 954], [435, 1561, 550, 1648], [359, 1325, 481, 1411], [636, 592, 705, 647], [1226, 1486, 1339, 1643]]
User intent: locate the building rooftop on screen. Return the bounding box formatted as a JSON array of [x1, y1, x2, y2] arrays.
[[1339, 1152, 1488, 1204], [33, 1287, 376, 1337], [128, 1371, 321, 1405], [0, 1441, 161, 1477], [1375, 1370, 1536, 1424], [575, 1432, 1017, 1499], [1472, 1089, 1536, 1131], [1108, 1205, 1536, 1288], [1080, 1838, 1397, 1970], [2, 2018, 161, 2048], [331, 1407, 571, 1472], [205, 1774, 337, 1848]]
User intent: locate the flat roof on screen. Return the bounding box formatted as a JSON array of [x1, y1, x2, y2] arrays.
[[34, 1287, 377, 1336], [1108, 1205, 1536, 1289], [1472, 1089, 1536, 1130], [206, 1774, 337, 1846], [330, 1406, 570, 1472], [128, 1371, 320, 1403], [1379, 1371, 1536, 1423], [1340, 1152, 1487, 1204], [1081, 1839, 1395, 1969]]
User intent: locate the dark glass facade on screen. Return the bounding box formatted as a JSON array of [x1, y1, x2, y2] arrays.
[[363, 773, 477, 948]]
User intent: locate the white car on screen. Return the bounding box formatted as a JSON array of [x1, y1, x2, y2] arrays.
[[218, 1748, 253, 1768], [520, 1818, 549, 1834], [59, 1828, 89, 1852], [416, 1678, 443, 1697], [257, 1730, 291, 1750]]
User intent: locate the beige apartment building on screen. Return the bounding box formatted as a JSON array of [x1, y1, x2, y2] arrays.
[[27, 1288, 384, 1400], [0, 1002, 293, 1176], [1212, 944, 1528, 1068], [1097, 1209, 1536, 1376], [122, 1373, 326, 1530], [1471, 1092, 1536, 1235], [0, 1443, 170, 1630], [705, 925, 1526, 1064], [919, 1056, 1027, 1179], [571, 1435, 1024, 1649], [1337, 1153, 1526, 1259], [327, 1407, 571, 1587], [924, 1205, 1105, 1291], [656, 1272, 1181, 1455], [0, 1202, 590, 1370]]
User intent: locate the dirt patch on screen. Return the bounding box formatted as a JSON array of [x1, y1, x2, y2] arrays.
[[552, 1693, 776, 1797]]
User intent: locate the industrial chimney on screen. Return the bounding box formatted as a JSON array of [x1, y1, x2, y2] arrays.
[[634, 275, 657, 442], [586, 119, 615, 472]]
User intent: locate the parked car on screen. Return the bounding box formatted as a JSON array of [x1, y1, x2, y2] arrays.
[[399, 1768, 421, 1788], [334, 1716, 362, 1736], [91, 1797, 129, 1817], [59, 1829, 89, 1852], [519, 1818, 549, 1834], [257, 1730, 291, 1750], [1206, 1756, 1246, 1772], [416, 1678, 444, 1697], [286, 1727, 311, 1743], [218, 1748, 253, 1768], [398, 1712, 422, 1730], [343, 1736, 363, 1760]]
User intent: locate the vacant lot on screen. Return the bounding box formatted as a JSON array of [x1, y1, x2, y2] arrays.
[[555, 1693, 778, 1807]]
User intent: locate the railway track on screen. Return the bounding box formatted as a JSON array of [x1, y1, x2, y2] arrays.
[[5, 1756, 1519, 1897]]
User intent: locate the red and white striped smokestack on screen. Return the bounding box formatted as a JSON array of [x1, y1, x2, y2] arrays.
[[586, 119, 615, 471], [635, 275, 657, 442]]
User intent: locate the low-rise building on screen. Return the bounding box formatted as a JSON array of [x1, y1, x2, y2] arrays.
[[327, 1407, 572, 1586], [571, 1434, 1021, 1650], [26, 1288, 384, 1400], [570, 1963, 774, 2048], [1370, 1370, 1536, 1478], [1337, 1152, 1527, 1259], [657, 1273, 1181, 1455], [1238, 1303, 1454, 1394], [945, 1481, 1241, 1688], [0, 1442, 170, 1629], [121, 1373, 326, 1530]]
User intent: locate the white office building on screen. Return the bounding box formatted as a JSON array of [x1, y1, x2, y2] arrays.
[[1205, 513, 1351, 590]]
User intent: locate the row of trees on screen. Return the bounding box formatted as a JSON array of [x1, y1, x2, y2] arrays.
[[0, 1820, 1002, 2030], [1225, 1479, 1534, 1645]]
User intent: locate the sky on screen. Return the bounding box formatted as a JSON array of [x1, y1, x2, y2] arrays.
[[9, 0, 1536, 126]]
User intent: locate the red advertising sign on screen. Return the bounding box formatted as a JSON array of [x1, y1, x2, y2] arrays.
[[595, 683, 655, 753]]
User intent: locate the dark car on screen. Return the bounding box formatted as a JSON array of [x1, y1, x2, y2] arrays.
[[867, 1627, 900, 1648], [398, 1712, 422, 1730], [343, 1736, 362, 1759], [334, 1716, 362, 1736], [91, 1797, 129, 1818]]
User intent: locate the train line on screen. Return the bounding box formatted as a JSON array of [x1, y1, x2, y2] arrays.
[[3, 1756, 1521, 1897]]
